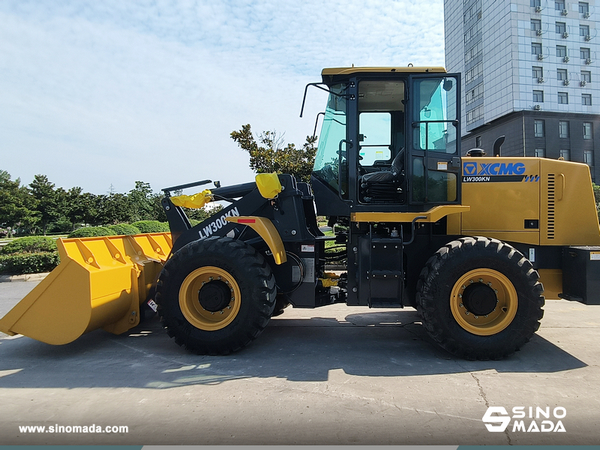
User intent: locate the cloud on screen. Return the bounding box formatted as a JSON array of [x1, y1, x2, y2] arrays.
[[0, 0, 444, 194]]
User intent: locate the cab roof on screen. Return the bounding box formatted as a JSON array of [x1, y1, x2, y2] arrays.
[[322, 66, 446, 77]]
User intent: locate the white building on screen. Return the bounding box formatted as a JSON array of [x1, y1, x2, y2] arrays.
[[445, 0, 600, 179]]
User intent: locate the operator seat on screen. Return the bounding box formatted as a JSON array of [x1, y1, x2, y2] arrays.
[[361, 148, 405, 184], [359, 148, 405, 203]]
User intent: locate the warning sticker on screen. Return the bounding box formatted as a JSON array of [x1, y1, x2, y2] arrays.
[[590, 252, 600, 261]]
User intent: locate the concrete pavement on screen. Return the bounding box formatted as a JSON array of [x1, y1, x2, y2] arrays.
[[0, 279, 599, 445]]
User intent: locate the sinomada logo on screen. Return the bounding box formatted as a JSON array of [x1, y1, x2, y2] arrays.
[[482, 406, 567, 433]]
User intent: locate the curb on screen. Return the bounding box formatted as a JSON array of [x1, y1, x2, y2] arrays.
[[0, 273, 50, 283]]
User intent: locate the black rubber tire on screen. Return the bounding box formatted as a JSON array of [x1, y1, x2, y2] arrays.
[[271, 294, 291, 317], [416, 236, 545, 360], [155, 237, 276, 355]]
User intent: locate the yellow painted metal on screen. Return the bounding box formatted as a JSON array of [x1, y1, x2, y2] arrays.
[[171, 190, 212, 209], [446, 212, 462, 235], [539, 159, 600, 246], [461, 157, 541, 245], [322, 67, 447, 76], [179, 266, 241, 331], [319, 272, 341, 288], [460, 157, 600, 247], [450, 269, 518, 336], [351, 205, 470, 224], [538, 269, 563, 300], [255, 173, 282, 199], [0, 233, 172, 344], [225, 216, 287, 265]]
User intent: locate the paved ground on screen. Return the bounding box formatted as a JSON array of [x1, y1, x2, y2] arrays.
[[0, 279, 599, 445]]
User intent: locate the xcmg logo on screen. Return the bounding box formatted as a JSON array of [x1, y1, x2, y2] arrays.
[[463, 162, 526, 176], [482, 406, 567, 433]]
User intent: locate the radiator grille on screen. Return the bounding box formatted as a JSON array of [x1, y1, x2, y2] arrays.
[[547, 174, 555, 240]]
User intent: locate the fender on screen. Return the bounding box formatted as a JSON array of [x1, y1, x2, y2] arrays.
[[226, 216, 287, 265]]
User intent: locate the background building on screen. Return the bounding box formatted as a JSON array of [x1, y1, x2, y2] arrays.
[[444, 0, 600, 181]]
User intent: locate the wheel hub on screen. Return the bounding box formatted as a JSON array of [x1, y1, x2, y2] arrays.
[[462, 283, 497, 316], [179, 266, 241, 331], [450, 269, 519, 336], [198, 280, 231, 312]]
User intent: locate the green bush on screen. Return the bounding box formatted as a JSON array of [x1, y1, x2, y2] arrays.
[[131, 220, 170, 233], [0, 252, 60, 275], [67, 227, 115, 238], [108, 224, 141, 235], [1, 236, 57, 255]]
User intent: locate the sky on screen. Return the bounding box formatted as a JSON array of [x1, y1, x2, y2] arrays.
[[0, 0, 445, 195]]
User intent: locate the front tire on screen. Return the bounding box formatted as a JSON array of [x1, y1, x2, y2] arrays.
[[416, 237, 544, 360], [155, 237, 276, 355]]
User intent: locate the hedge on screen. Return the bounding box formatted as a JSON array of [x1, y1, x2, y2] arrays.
[[131, 220, 170, 233], [67, 227, 115, 238], [0, 252, 60, 275], [1, 236, 57, 255], [108, 224, 141, 235]]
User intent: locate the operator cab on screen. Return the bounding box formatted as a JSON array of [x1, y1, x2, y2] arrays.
[[309, 67, 461, 216]]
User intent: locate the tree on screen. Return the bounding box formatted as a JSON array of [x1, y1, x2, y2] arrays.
[[231, 124, 317, 183], [0, 170, 10, 183], [62, 187, 101, 230], [128, 181, 155, 222], [97, 193, 134, 225], [0, 172, 37, 237], [29, 175, 62, 235]]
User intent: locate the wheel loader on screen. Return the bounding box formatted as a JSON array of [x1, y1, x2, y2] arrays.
[[2, 66, 600, 360]]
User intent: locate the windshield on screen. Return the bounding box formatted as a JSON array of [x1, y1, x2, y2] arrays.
[[312, 84, 347, 194]]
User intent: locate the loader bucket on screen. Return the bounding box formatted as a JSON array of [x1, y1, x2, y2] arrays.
[[0, 233, 172, 345]]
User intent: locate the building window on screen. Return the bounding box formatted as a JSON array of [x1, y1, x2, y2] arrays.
[[582, 93, 593, 105], [466, 105, 484, 124], [531, 19, 542, 32], [464, 21, 481, 44], [556, 0, 565, 9], [558, 92, 569, 104], [581, 47, 591, 60], [584, 122, 593, 139], [559, 121, 570, 137], [466, 83, 484, 104], [584, 150, 594, 166], [533, 90, 544, 102], [582, 70, 592, 82], [580, 2, 590, 14], [465, 62, 483, 83], [560, 149, 570, 160], [556, 45, 567, 57], [535, 148, 546, 157], [532, 43, 543, 55], [557, 68, 568, 80], [556, 22, 566, 35], [532, 0, 541, 6], [535, 120, 545, 137], [533, 66, 543, 78], [580, 25, 590, 37], [465, 42, 482, 63]]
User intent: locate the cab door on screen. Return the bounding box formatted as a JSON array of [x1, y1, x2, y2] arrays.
[[408, 74, 461, 208]]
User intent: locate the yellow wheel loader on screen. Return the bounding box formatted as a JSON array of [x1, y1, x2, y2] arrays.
[[2, 67, 600, 360]]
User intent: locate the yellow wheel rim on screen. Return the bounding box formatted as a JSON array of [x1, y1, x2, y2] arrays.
[[179, 266, 241, 331], [450, 269, 518, 336]]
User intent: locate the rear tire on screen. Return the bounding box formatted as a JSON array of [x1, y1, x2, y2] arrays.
[[155, 237, 276, 355], [271, 294, 291, 317], [416, 236, 544, 360]]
